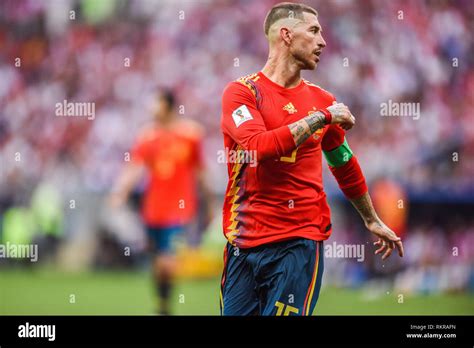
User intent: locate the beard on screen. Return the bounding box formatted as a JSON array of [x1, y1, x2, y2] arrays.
[[291, 46, 317, 70]]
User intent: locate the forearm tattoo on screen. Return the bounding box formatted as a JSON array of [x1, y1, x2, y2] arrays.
[[305, 111, 326, 134], [349, 192, 381, 226], [288, 111, 326, 147]]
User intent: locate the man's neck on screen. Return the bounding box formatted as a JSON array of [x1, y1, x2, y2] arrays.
[[261, 52, 302, 89], [156, 114, 176, 129]]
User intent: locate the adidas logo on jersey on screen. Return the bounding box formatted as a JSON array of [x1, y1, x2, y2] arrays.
[[283, 102, 297, 114]]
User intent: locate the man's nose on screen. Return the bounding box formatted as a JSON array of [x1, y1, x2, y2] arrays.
[[319, 36, 326, 48]]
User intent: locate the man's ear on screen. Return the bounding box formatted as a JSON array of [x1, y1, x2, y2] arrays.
[[280, 27, 292, 45]]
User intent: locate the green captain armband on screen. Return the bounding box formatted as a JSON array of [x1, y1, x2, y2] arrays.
[[323, 138, 353, 167]]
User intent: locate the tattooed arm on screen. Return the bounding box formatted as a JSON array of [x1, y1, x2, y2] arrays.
[[350, 192, 404, 260], [288, 102, 356, 147], [288, 111, 326, 146], [349, 191, 380, 225]]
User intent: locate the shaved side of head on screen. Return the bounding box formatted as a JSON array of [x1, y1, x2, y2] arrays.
[[263, 2, 318, 42]]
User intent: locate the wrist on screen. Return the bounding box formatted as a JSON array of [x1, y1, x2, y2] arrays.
[[320, 108, 332, 125], [365, 216, 381, 228]]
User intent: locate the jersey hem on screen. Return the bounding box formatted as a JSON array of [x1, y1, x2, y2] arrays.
[[227, 229, 332, 249]]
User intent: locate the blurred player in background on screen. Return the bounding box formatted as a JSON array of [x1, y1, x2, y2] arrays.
[[109, 90, 213, 315], [220, 2, 404, 316]]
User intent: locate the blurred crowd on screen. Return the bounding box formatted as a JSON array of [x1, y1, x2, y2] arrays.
[[324, 207, 474, 294], [0, 0, 473, 292]]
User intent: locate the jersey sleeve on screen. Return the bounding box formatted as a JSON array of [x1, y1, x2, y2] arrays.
[[322, 124, 368, 199], [221, 82, 295, 161]]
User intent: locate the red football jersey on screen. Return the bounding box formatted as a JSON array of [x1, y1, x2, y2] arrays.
[[131, 120, 203, 226], [221, 71, 346, 248]]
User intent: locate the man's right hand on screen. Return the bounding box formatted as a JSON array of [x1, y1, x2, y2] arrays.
[[327, 102, 355, 130]]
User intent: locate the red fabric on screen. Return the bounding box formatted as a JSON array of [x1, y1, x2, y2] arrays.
[[320, 108, 332, 125], [321, 124, 368, 199], [221, 71, 339, 248], [329, 156, 368, 199], [131, 120, 203, 226], [220, 81, 295, 161], [321, 124, 345, 151]]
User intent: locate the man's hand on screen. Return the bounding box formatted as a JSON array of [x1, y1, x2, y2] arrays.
[[289, 101, 356, 147], [349, 192, 404, 261], [366, 219, 404, 260], [327, 102, 355, 130]]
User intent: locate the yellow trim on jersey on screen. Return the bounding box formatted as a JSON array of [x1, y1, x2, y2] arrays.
[[220, 289, 224, 312], [305, 251, 320, 315], [236, 73, 259, 97], [225, 145, 244, 245], [280, 148, 298, 163]]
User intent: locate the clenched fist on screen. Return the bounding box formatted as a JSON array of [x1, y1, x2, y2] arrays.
[[327, 101, 356, 130]]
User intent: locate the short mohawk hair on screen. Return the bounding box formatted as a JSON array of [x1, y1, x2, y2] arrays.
[[263, 2, 318, 37]]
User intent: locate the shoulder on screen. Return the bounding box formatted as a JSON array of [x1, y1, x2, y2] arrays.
[[223, 72, 260, 98], [302, 79, 336, 103], [135, 124, 158, 143], [175, 119, 204, 140]]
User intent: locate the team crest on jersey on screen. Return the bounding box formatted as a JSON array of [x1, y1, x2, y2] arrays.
[[313, 128, 324, 140], [283, 102, 297, 114], [232, 105, 253, 128]]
